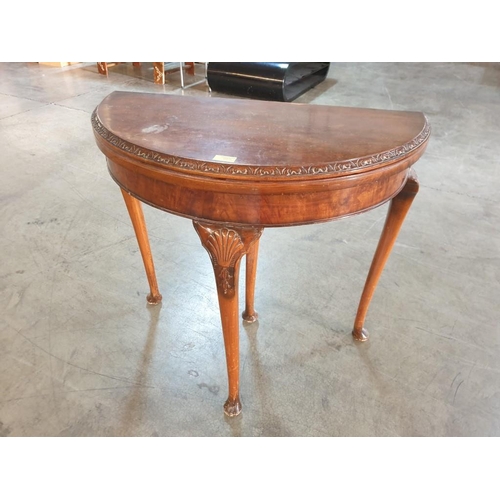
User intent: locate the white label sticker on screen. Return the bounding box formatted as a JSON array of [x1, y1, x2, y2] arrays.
[[212, 155, 237, 162]]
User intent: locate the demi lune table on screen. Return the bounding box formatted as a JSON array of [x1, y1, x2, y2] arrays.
[[92, 91, 430, 416]]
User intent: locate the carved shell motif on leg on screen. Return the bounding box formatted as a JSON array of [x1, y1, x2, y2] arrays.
[[205, 228, 245, 268]]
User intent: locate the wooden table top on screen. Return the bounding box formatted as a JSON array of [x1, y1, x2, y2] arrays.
[[92, 91, 430, 226], [92, 91, 430, 181]]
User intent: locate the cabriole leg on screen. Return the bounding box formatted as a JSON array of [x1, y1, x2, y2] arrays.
[[194, 221, 263, 416], [242, 238, 261, 323], [97, 62, 108, 76], [352, 171, 419, 341], [120, 189, 162, 305]]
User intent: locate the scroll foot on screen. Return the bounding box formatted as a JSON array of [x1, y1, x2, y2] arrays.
[[352, 327, 369, 342], [242, 311, 259, 323], [224, 397, 242, 417], [146, 293, 163, 305]]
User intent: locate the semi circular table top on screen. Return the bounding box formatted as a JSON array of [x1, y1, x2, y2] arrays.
[[92, 91, 430, 226]]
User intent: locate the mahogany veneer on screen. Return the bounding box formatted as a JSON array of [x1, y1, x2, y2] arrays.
[[92, 91, 430, 416]]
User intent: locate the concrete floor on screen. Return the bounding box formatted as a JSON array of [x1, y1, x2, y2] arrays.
[[0, 62, 499, 437]]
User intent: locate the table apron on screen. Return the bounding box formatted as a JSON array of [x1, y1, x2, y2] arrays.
[[107, 157, 415, 226]]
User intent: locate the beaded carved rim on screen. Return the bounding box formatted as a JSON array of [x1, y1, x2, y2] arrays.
[[92, 109, 430, 178]]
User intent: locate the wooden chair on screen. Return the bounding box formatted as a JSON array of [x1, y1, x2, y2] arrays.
[[153, 62, 207, 88], [96, 62, 141, 76]]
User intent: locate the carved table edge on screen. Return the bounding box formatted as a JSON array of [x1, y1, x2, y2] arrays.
[[91, 108, 431, 181]]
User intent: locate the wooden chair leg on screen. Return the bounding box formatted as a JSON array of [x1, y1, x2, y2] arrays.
[[194, 222, 263, 416], [120, 189, 162, 305], [97, 62, 108, 76], [352, 170, 419, 341], [153, 62, 165, 84], [242, 237, 262, 323]]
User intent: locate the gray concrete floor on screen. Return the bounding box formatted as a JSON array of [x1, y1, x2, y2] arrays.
[[0, 62, 499, 437]]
